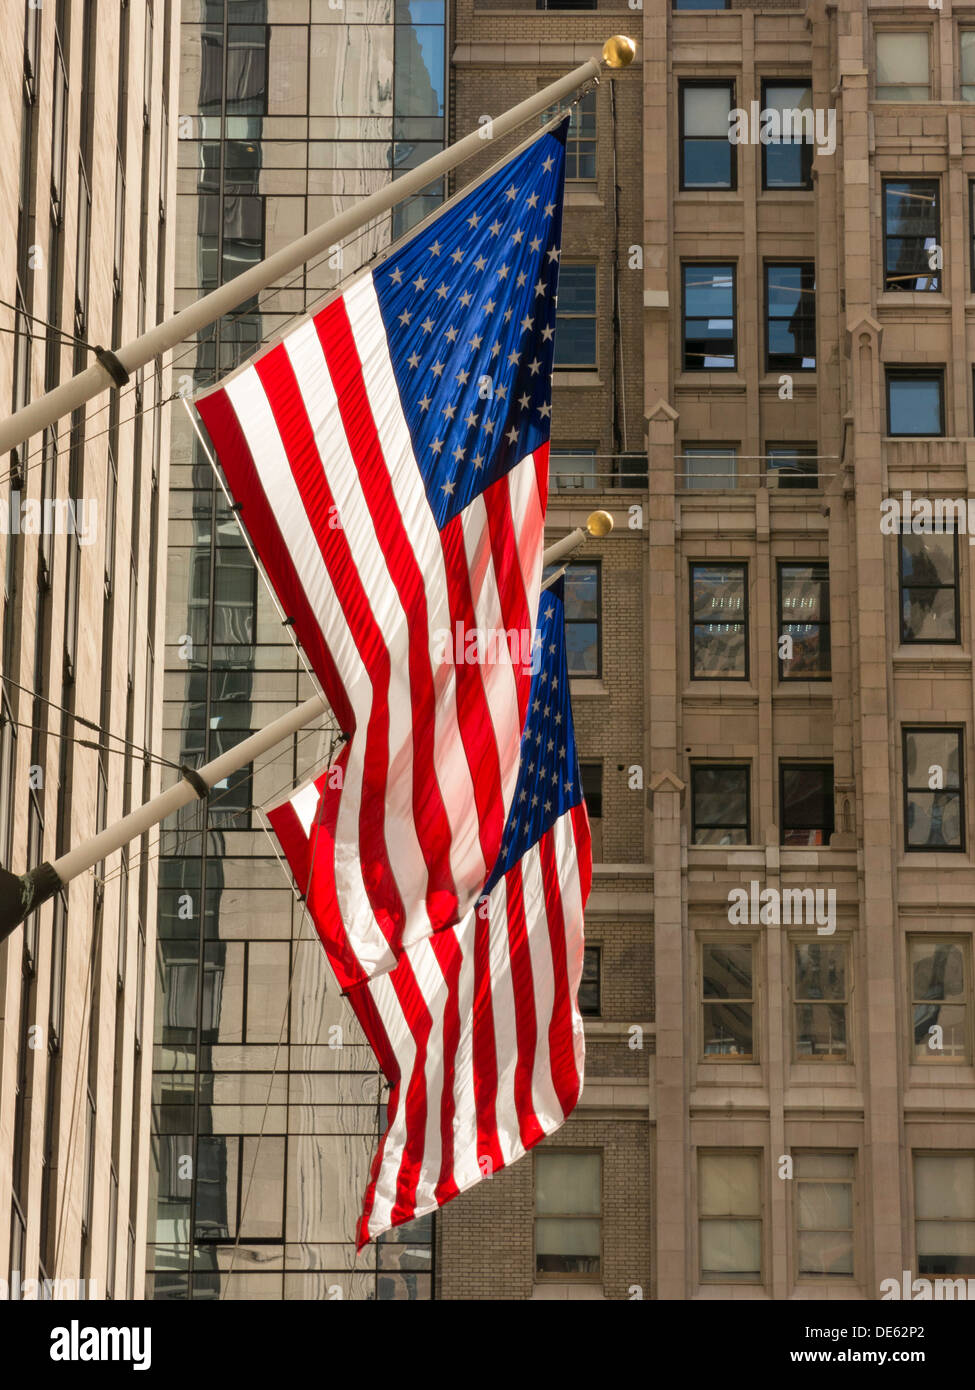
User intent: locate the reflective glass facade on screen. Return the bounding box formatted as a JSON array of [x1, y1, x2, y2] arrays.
[[149, 0, 445, 1299]]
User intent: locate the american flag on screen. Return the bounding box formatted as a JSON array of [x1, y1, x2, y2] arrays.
[[196, 123, 568, 985], [267, 579, 591, 1243]]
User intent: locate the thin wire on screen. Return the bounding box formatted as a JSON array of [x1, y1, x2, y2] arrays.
[[0, 296, 94, 350]]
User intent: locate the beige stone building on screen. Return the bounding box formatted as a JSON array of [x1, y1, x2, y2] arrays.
[[0, 0, 176, 1298], [439, 0, 975, 1300]]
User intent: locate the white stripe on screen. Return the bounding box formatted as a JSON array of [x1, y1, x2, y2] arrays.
[[484, 874, 521, 1168], [283, 320, 434, 951], [364, 970, 417, 1236], [223, 370, 393, 978], [551, 812, 586, 1091], [519, 842, 562, 1131], [344, 276, 487, 908]]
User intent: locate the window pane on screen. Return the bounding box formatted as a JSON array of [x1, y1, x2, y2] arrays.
[[535, 1218, 600, 1274], [535, 1152, 600, 1214], [876, 32, 929, 86], [682, 84, 733, 189], [915, 1156, 975, 1220], [782, 764, 834, 844], [703, 943, 752, 1000], [550, 450, 596, 490], [797, 1181, 852, 1231], [683, 265, 735, 369], [768, 447, 818, 489], [905, 730, 960, 787], [884, 181, 939, 291], [795, 943, 846, 1000], [798, 1229, 854, 1276], [693, 565, 744, 621], [579, 947, 600, 1016], [684, 448, 736, 490], [888, 375, 942, 435], [796, 1153, 854, 1180], [700, 1219, 761, 1277], [699, 1154, 760, 1215], [900, 532, 957, 642], [911, 939, 966, 1003], [767, 263, 816, 369], [683, 85, 733, 135], [763, 84, 813, 189], [901, 531, 956, 586], [693, 766, 749, 840]]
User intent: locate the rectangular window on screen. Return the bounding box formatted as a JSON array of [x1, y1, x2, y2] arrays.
[[561, 564, 600, 677], [886, 369, 944, 436], [876, 31, 931, 101], [550, 448, 596, 491], [545, 90, 596, 180], [795, 1153, 855, 1279], [910, 937, 970, 1063], [963, 32, 975, 101], [903, 726, 964, 852], [914, 1155, 975, 1275], [794, 941, 849, 1060], [884, 180, 939, 292], [554, 264, 596, 369], [699, 1152, 762, 1282], [683, 264, 736, 371], [702, 942, 754, 1058], [580, 946, 600, 1017], [692, 765, 750, 845], [761, 81, 814, 190], [767, 444, 818, 490], [691, 562, 747, 679], [766, 262, 816, 371], [899, 528, 959, 644], [580, 762, 602, 861], [674, 0, 728, 8], [680, 81, 735, 190], [778, 562, 830, 679], [535, 1152, 601, 1277], [683, 446, 736, 491], [781, 763, 834, 846]]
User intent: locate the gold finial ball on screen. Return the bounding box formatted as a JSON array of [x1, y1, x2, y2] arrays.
[[586, 510, 614, 539], [602, 35, 636, 69]]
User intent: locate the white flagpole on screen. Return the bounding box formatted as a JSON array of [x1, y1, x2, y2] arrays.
[[0, 36, 635, 460], [0, 515, 613, 939]]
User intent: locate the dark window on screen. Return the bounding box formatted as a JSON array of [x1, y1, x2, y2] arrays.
[[579, 946, 600, 1016], [778, 562, 830, 679], [899, 527, 960, 644], [692, 765, 750, 845], [536, 0, 597, 8], [554, 264, 597, 369], [794, 942, 849, 1061], [781, 763, 835, 846], [683, 264, 736, 371], [903, 727, 964, 852], [886, 369, 944, 436], [691, 562, 747, 679], [560, 563, 600, 677], [579, 762, 602, 818], [535, 1152, 601, 1276], [884, 180, 939, 291], [702, 944, 754, 1058], [545, 90, 595, 180], [674, 0, 728, 8], [680, 81, 735, 190], [761, 81, 814, 190], [766, 262, 816, 371], [767, 445, 819, 490]]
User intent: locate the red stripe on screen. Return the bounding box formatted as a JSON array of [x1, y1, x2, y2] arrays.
[[195, 388, 354, 736], [538, 827, 582, 1117], [471, 906, 504, 1176], [571, 801, 593, 906], [484, 471, 533, 725], [313, 299, 459, 933], [439, 513, 505, 868], [503, 864, 544, 1149], [255, 345, 408, 958], [429, 930, 462, 1207], [384, 956, 433, 1229], [533, 439, 550, 515]]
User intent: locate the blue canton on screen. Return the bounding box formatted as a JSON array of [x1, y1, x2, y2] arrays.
[[373, 122, 568, 528], [483, 577, 583, 894]]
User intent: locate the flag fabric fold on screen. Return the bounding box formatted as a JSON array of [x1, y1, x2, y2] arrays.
[[197, 123, 568, 984], [268, 580, 592, 1244]]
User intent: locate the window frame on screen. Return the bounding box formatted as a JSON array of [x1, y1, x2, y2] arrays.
[[554, 261, 597, 371], [882, 178, 940, 294], [691, 763, 752, 845], [898, 523, 960, 646], [681, 443, 738, 491], [558, 561, 602, 679], [682, 261, 737, 372], [902, 724, 966, 854], [912, 1152, 975, 1278], [766, 443, 819, 490], [792, 1151, 857, 1284], [908, 934, 972, 1066], [886, 368, 945, 437], [700, 937, 757, 1062], [678, 79, 737, 192], [533, 1148, 603, 1281], [690, 560, 749, 681], [760, 78, 814, 192], [764, 260, 816, 373], [874, 29, 932, 102], [779, 761, 835, 847], [580, 944, 601, 1018], [791, 936, 852, 1064], [777, 561, 831, 681], [697, 1149, 764, 1285]]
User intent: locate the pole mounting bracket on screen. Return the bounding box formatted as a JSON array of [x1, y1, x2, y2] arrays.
[[180, 765, 210, 800], [93, 345, 130, 387]]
